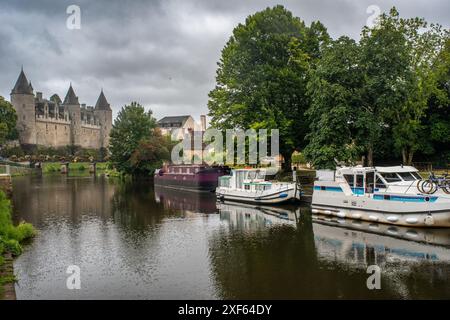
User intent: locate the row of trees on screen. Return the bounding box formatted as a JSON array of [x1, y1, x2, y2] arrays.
[[208, 6, 450, 169]]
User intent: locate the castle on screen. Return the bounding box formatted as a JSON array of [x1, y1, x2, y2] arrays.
[[10, 68, 112, 150]]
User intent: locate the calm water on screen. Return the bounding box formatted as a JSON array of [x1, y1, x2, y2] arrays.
[[11, 175, 450, 299]]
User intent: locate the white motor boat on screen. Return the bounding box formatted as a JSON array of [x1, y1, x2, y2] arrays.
[[311, 165, 450, 227], [216, 168, 301, 204]]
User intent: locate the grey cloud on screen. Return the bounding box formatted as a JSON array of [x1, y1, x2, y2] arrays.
[[0, 0, 448, 121]]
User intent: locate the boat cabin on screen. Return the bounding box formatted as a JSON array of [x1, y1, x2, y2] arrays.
[[316, 166, 422, 196], [219, 169, 273, 191]]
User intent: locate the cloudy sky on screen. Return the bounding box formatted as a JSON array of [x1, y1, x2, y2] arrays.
[[0, 0, 449, 123]]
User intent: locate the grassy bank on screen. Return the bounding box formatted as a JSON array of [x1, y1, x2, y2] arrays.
[[42, 162, 110, 174], [0, 190, 36, 299]]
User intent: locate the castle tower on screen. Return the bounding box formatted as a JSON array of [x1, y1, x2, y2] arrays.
[[10, 68, 36, 145], [63, 84, 82, 146], [94, 89, 112, 149]]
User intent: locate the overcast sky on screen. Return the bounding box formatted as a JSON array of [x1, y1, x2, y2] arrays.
[[0, 0, 449, 123]]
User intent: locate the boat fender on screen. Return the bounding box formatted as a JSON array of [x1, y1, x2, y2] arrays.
[[425, 196, 430, 202], [425, 214, 434, 226]]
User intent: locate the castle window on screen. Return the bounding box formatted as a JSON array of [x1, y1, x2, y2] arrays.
[[23, 115, 26, 120], [23, 104, 25, 108], [55, 125, 57, 130]]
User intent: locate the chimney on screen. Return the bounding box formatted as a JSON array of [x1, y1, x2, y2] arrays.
[[36, 92, 43, 101], [200, 115, 206, 131]]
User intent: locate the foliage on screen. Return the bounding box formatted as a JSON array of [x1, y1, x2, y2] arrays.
[[110, 102, 166, 176], [0, 96, 18, 146], [129, 129, 172, 175], [304, 7, 449, 168], [208, 5, 330, 171], [304, 36, 363, 168], [0, 191, 36, 259]]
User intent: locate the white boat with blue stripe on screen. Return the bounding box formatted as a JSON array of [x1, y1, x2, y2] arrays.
[[216, 168, 301, 204], [311, 166, 450, 227]]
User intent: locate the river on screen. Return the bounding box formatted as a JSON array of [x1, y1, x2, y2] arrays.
[[10, 174, 450, 299]]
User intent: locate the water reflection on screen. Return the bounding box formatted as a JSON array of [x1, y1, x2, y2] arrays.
[[10, 175, 450, 299]]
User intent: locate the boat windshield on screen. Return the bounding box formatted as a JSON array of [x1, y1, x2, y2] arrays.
[[397, 172, 417, 181], [380, 172, 402, 183]]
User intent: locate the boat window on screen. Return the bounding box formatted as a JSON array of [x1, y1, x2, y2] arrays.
[[244, 184, 250, 190], [380, 172, 401, 182], [398, 172, 416, 181], [411, 172, 422, 180], [356, 175, 364, 188], [366, 171, 375, 193], [256, 171, 265, 179], [248, 171, 257, 180], [264, 185, 271, 191], [375, 174, 386, 189], [344, 174, 354, 187]]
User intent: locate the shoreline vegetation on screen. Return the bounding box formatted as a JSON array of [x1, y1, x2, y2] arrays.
[[0, 190, 36, 300]]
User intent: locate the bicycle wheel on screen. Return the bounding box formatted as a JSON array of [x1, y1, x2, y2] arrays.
[[417, 180, 426, 193], [421, 180, 437, 194], [442, 181, 450, 194]]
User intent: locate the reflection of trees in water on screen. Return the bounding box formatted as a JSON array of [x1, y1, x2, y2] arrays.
[[210, 208, 450, 299], [110, 180, 168, 230]]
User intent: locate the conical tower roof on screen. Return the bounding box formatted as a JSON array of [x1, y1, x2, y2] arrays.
[[11, 68, 33, 94], [95, 89, 111, 110], [63, 84, 79, 105]]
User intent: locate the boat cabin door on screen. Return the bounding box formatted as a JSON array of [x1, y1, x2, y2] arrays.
[[365, 171, 375, 194]]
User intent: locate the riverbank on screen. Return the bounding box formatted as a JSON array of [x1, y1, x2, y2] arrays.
[[0, 190, 36, 300]]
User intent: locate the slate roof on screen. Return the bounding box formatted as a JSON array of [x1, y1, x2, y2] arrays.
[[11, 69, 33, 94], [63, 84, 79, 105], [95, 90, 111, 110], [157, 116, 191, 126]]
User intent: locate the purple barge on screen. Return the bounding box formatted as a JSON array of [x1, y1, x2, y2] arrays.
[[154, 164, 230, 192]]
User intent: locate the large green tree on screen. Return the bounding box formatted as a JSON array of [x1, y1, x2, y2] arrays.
[[109, 102, 161, 175], [304, 37, 363, 169], [361, 7, 449, 165], [0, 96, 18, 147], [208, 5, 330, 171]]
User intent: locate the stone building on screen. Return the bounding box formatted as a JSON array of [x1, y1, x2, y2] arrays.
[[157, 115, 206, 140], [10, 68, 112, 150]]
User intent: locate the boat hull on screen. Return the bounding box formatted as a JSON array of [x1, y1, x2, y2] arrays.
[[154, 167, 228, 192], [216, 186, 297, 204]]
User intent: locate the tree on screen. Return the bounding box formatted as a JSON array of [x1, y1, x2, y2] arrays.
[[0, 96, 18, 147], [360, 7, 449, 165], [304, 37, 363, 168], [129, 129, 172, 175], [109, 102, 158, 175], [208, 5, 330, 171]]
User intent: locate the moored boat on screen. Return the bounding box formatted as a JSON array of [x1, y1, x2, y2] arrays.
[[216, 168, 301, 204], [154, 164, 230, 192], [311, 165, 450, 227]]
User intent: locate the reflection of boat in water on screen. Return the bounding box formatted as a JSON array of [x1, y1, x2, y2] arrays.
[[154, 185, 217, 214], [312, 214, 450, 264], [312, 166, 450, 227], [216, 201, 298, 229]]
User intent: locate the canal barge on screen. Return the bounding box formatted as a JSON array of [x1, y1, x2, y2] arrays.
[[311, 166, 450, 227], [216, 168, 301, 204], [154, 164, 230, 192]]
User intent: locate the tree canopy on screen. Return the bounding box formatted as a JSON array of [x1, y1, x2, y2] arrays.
[[109, 102, 170, 176], [0, 96, 18, 147], [208, 5, 330, 170]]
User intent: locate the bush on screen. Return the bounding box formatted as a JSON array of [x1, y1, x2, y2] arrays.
[[0, 191, 35, 256], [2, 239, 21, 256]]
